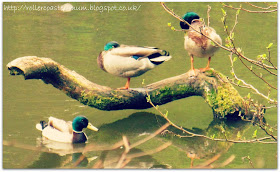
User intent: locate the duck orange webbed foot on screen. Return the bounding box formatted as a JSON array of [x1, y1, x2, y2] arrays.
[[199, 67, 210, 72], [117, 87, 129, 90], [199, 67, 214, 73]]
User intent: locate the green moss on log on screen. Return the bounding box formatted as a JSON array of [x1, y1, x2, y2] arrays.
[[204, 71, 244, 118], [79, 91, 126, 110], [150, 85, 200, 105]]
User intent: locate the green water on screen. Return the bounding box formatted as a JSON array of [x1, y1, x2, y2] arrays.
[[3, 2, 277, 169]]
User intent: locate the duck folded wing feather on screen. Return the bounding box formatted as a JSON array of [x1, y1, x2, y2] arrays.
[[48, 116, 73, 133], [110, 46, 160, 57]]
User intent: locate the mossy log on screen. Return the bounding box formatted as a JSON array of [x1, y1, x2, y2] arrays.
[[7, 56, 249, 119]]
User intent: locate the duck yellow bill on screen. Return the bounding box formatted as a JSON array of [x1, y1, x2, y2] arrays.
[[87, 123, 99, 131]]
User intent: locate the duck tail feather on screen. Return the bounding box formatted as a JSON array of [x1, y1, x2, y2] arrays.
[[149, 55, 172, 62], [36, 121, 48, 131]]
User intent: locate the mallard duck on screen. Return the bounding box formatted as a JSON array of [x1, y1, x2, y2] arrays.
[[180, 12, 222, 72], [97, 41, 172, 89], [36, 116, 98, 143]]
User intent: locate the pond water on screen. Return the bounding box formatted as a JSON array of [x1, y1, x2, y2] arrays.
[[3, 2, 277, 169]]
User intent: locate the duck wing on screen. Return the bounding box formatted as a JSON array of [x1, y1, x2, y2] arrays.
[[188, 26, 210, 50], [41, 126, 73, 143], [48, 116, 73, 134], [110, 46, 160, 57]]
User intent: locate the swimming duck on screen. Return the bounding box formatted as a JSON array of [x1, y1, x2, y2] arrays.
[[180, 12, 222, 72], [97, 41, 172, 89], [36, 116, 98, 143]]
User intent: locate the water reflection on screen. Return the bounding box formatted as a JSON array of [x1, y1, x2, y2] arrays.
[[36, 137, 87, 156], [29, 138, 93, 168], [90, 112, 250, 167], [27, 112, 249, 168]]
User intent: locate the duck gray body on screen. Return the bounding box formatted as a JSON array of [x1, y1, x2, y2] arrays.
[[98, 44, 171, 78], [97, 42, 171, 89]]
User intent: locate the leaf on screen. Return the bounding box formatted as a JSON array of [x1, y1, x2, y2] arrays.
[[142, 79, 145, 85], [236, 48, 242, 53], [230, 32, 235, 39], [252, 129, 257, 138], [211, 134, 216, 139], [155, 105, 159, 110], [236, 9, 240, 15], [247, 93, 251, 99], [171, 26, 175, 31], [266, 43, 273, 49], [221, 8, 226, 16], [146, 95, 151, 102], [165, 110, 168, 117], [237, 80, 241, 85], [237, 131, 241, 139], [167, 22, 172, 27], [233, 57, 237, 63]]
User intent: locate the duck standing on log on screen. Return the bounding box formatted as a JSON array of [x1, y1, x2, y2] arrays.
[[97, 41, 172, 89], [180, 12, 222, 73]]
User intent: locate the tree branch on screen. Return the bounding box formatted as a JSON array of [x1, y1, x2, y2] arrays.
[[7, 56, 250, 119]]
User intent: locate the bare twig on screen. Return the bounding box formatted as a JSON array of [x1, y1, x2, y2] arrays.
[[195, 154, 221, 168], [237, 55, 277, 90], [126, 142, 172, 159], [228, 53, 276, 104], [246, 2, 277, 10], [207, 5, 211, 27], [193, 154, 235, 168], [222, 3, 277, 13], [242, 156, 254, 168], [213, 155, 235, 168], [71, 154, 86, 168], [130, 123, 170, 149], [115, 136, 130, 168], [221, 8, 277, 90], [92, 151, 108, 169], [146, 91, 277, 144]]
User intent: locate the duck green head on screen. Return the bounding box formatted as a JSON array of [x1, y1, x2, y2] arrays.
[[72, 116, 98, 133], [180, 12, 200, 30], [104, 41, 120, 51]]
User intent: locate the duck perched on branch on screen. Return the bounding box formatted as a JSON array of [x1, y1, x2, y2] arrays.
[[36, 116, 98, 143], [180, 12, 222, 73], [97, 41, 172, 89]]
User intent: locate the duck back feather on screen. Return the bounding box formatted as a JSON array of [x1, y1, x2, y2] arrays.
[[98, 44, 172, 78]]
